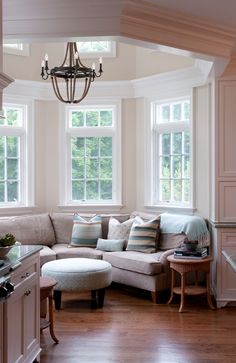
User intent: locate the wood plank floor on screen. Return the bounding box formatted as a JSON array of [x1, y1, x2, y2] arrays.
[[40, 284, 236, 363]]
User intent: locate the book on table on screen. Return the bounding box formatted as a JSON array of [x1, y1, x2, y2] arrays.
[[174, 247, 208, 259]]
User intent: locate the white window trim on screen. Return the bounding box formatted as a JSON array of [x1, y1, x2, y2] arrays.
[[145, 96, 194, 213], [0, 96, 35, 214], [76, 41, 116, 58], [59, 98, 122, 211], [3, 43, 30, 56]]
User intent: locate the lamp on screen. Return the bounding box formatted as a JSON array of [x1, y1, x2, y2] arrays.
[[40, 42, 103, 104]]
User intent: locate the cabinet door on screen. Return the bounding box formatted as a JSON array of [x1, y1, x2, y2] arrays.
[[0, 303, 3, 363], [4, 285, 25, 363], [23, 274, 40, 362]]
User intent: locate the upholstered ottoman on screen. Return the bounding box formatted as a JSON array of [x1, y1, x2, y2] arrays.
[[41, 258, 112, 309]]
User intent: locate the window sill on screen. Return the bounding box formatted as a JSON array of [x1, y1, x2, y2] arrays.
[[144, 204, 196, 215], [0, 205, 38, 216], [57, 204, 124, 213]]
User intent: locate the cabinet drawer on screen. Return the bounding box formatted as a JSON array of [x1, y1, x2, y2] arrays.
[[11, 255, 38, 288]]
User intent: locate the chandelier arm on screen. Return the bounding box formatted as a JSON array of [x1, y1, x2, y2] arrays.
[[51, 77, 67, 103], [72, 74, 76, 103], [60, 43, 70, 68], [66, 78, 70, 103], [73, 77, 92, 104]]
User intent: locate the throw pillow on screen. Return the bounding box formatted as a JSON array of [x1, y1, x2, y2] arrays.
[[126, 216, 160, 253], [107, 217, 135, 241], [96, 238, 126, 252], [70, 215, 102, 247]]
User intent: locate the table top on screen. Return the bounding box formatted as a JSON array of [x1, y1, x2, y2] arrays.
[[167, 254, 213, 264]]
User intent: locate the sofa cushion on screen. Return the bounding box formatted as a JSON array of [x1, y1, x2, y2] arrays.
[[107, 217, 135, 242], [51, 243, 103, 259], [70, 215, 102, 247], [40, 246, 57, 266], [103, 251, 164, 275], [0, 214, 56, 246], [126, 216, 160, 253], [96, 238, 126, 252], [158, 233, 186, 250]]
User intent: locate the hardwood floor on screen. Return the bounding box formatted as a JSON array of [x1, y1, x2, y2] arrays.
[[40, 284, 236, 363]]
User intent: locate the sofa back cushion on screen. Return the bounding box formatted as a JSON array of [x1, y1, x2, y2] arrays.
[[50, 213, 74, 244], [50, 213, 130, 244], [0, 214, 56, 246]]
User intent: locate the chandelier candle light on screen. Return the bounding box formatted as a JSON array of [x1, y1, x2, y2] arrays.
[[41, 42, 103, 104]]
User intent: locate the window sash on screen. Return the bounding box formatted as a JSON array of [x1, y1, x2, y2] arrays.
[[61, 102, 121, 207], [151, 98, 191, 207]]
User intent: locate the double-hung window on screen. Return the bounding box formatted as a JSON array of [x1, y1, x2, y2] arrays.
[[151, 98, 191, 207], [62, 102, 121, 207], [0, 101, 33, 208]]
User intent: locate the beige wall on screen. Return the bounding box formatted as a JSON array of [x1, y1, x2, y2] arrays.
[[3, 41, 194, 82], [2, 40, 209, 216]]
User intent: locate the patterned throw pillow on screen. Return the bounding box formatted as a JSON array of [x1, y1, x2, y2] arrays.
[[126, 216, 160, 253], [70, 215, 102, 247], [107, 217, 135, 241], [96, 238, 126, 252]]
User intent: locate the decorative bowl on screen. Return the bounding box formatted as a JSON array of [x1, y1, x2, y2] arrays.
[[0, 246, 13, 258]]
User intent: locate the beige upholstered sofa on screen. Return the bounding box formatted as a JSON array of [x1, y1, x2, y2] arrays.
[[0, 211, 209, 303]]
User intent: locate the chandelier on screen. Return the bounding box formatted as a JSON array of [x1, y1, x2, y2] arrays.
[[40, 42, 103, 104]]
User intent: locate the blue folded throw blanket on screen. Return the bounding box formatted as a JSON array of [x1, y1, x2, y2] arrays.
[[160, 213, 208, 242]]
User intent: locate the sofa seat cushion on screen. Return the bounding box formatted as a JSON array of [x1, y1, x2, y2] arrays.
[[103, 251, 165, 275], [51, 243, 103, 259], [40, 246, 57, 266]]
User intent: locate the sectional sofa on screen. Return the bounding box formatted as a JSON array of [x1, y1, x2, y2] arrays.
[[0, 211, 209, 303]]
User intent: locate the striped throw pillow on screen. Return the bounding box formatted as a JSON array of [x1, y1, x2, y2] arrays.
[[70, 215, 102, 247], [126, 216, 160, 253]]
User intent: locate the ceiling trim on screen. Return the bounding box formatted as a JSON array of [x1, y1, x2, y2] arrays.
[[120, 1, 236, 59]]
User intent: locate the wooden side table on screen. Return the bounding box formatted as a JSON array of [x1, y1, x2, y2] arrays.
[[167, 255, 215, 313], [40, 276, 59, 343]]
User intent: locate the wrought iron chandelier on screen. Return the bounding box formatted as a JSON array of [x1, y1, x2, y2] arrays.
[[40, 42, 103, 104]]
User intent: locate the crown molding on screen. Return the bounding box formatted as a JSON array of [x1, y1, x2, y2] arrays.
[[3, 79, 134, 100], [3, 64, 209, 102], [0, 72, 14, 90], [121, 1, 236, 59]]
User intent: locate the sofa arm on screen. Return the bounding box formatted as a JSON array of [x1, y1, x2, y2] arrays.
[[159, 249, 175, 272]]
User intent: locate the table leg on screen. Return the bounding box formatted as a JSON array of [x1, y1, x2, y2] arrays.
[[48, 294, 59, 343], [179, 272, 185, 313], [167, 269, 175, 304], [206, 271, 215, 310]]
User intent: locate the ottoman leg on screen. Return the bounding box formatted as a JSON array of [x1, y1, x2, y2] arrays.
[[53, 290, 62, 310], [91, 290, 97, 309], [97, 288, 105, 308]]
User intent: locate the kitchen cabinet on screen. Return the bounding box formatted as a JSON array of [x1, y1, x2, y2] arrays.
[[0, 303, 3, 363], [3, 252, 41, 363]]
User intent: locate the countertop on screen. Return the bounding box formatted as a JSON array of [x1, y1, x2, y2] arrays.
[[6, 245, 43, 270]]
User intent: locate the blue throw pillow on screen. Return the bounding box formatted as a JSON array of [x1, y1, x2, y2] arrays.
[[96, 238, 126, 252], [70, 215, 102, 247]]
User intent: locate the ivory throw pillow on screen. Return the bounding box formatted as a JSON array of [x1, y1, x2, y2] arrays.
[[126, 216, 160, 253], [107, 217, 135, 241], [96, 238, 126, 252], [70, 215, 102, 247]]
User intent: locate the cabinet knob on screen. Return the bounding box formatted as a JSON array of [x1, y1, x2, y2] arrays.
[[24, 289, 31, 296], [21, 272, 30, 279]]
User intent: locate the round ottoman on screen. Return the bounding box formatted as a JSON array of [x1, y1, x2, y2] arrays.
[[41, 258, 112, 309]]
